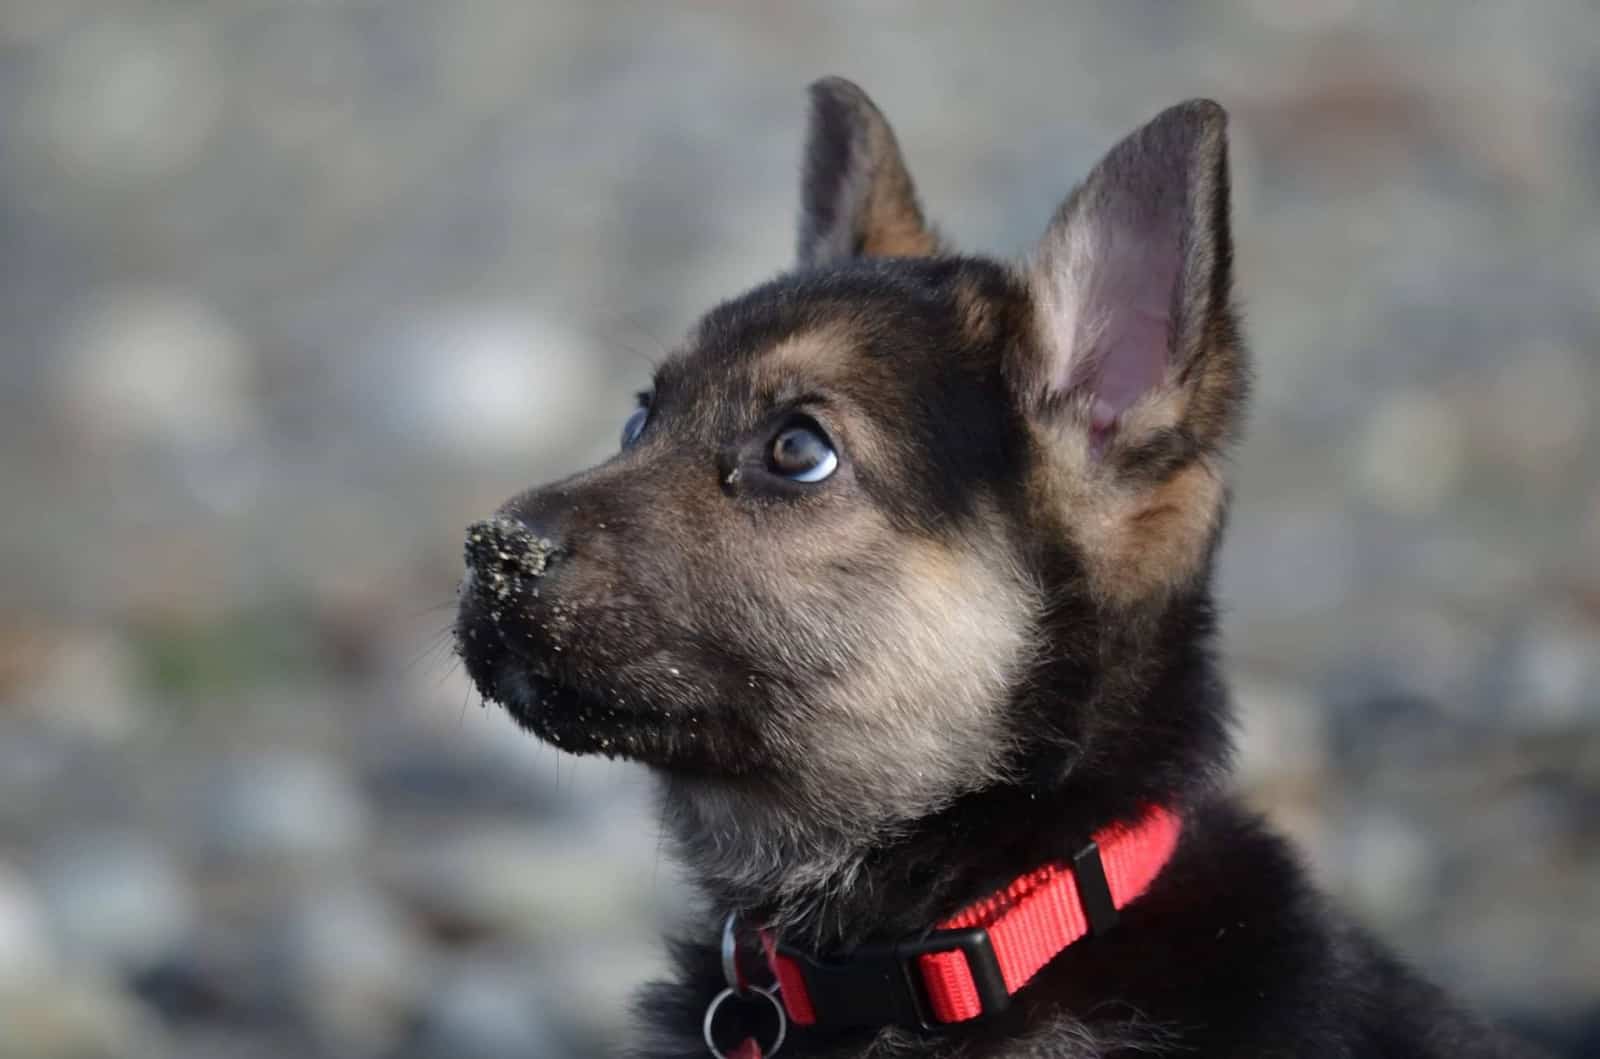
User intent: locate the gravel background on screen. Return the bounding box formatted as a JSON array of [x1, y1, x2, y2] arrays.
[[1, 3, 1597, 1056]]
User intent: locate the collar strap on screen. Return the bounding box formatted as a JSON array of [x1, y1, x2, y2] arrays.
[[762, 805, 1181, 1030]]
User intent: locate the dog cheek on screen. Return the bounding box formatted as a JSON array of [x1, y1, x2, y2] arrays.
[[567, 541, 734, 708], [790, 538, 1039, 824], [535, 547, 651, 676]]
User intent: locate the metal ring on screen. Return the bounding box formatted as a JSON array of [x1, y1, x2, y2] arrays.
[[702, 985, 787, 1059], [720, 912, 747, 994]]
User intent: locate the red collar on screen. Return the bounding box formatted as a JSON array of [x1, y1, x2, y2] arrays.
[[760, 806, 1181, 1030]]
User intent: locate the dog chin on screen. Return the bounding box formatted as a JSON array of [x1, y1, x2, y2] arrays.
[[471, 661, 728, 773]]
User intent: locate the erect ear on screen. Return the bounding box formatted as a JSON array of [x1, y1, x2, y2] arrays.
[[1016, 101, 1248, 606], [796, 77, 941, 267], [1020, 99, 1246, 468]]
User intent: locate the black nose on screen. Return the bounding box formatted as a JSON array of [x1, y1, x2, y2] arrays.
[[463, 517, 561, 582]]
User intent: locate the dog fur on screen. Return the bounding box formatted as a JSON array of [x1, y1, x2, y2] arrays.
[[455, 77, 1534, 1058]]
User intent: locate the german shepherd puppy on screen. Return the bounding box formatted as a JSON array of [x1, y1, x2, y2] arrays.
[[456, 78, 1533, 1058]]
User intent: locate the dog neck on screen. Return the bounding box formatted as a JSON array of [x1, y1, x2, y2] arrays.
[[662, 590, 1232, 956]]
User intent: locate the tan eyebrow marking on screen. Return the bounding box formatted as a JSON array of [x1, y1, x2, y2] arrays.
[[749, 321, 859, 393]]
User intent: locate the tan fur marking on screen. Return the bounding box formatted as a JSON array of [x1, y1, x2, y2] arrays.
[[750, 323, 858, 389], [951, 277, 1000, 344], [672, 513, 1041, 922], [804, 531, 1037, 814], [1031, 406, 1225, 607], [860, 204, 940, 257], [858, 119, 940, 258], [1115, 385, 1190, 440], [1100, 460, 1223, 601]]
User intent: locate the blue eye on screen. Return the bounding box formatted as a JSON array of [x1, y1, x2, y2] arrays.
[[769, 421, 838, 483], [620, 405, 649, 449]]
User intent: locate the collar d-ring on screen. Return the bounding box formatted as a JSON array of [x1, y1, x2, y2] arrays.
[[703, 984, 787, 1059], [720, 912, 750, 995]]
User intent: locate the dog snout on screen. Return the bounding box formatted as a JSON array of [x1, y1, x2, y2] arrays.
[[463, 516, 561, 583]]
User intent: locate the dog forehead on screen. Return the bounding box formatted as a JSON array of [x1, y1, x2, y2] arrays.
[[746, 319, 870, 392], [655, 261, 1021, 448], [651, 329, 867, 447], [663, 299, 894, 416]]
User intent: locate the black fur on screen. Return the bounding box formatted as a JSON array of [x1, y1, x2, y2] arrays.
[[642, 803, 1524, 1058], [454, 81, 1538, 1058]]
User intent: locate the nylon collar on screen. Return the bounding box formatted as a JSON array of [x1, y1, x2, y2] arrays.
[[756, 805, 1182, 1031]]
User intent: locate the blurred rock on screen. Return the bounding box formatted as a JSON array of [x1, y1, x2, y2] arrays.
[[268, 882, 430, 1057], [1333, 808, 1438, 928], [1323, 682, 1480, 773], [0, 729, 73, 836], [1220, 504, 1358, 621], [1410, 530, 1541, 614], [537, 936, 674, 1048], [0, 861, 53, 989], [52, 287, 256, 451], [409, 958, 565, 1059], [28, 18, 221, 185], [358, 306, 605, 459], [382, 823, 660, 944], [1434, 893, 1600, 1022], [197, 752, 369, 864], [162, 1027, 314, 1059], [0, 969, 168, 1059], [127, 948, 242, 1028], [1232, 674, 1328, 790], [1586, 492, 1600, 568], [1475, 341, 1590, 480], [12, 628, 145, 744], [360, 741, 565, 819], [1331, 608, 1498, 721], [35, 831, 190, 974], [1505, 613, 1600, 730], [1352, 389, 1465, 515]]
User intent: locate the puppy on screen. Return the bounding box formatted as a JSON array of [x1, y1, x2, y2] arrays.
[[455, 77, 1534, 1058]]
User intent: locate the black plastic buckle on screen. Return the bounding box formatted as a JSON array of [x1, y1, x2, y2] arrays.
[[777, 926, 1010, 1031], [1071, 838, 1121, 936]]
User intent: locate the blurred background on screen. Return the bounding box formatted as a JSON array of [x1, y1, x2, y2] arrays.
[[1, 2, 1597, 1056]]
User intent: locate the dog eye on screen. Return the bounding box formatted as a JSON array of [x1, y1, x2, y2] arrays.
[[620, 405, 649, 449], [769, 421, 838, 483]]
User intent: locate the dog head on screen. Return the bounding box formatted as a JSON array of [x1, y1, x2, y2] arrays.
[[456, 78, 1246, 906]]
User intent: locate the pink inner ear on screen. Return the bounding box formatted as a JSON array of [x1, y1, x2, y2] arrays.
[[1096, 306, 1169, 415], [1063, 222, 1179, 442]]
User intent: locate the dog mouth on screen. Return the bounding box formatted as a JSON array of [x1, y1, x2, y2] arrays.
[[456, 622, 736, 773], [484, 664, 663, 759], [452, 549, 767, 773]]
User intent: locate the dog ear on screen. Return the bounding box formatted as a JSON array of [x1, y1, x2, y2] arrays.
[[796, 77, 941, 267], [1015, 101, 1248, 604], [1018, 99, 1245, 467]]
